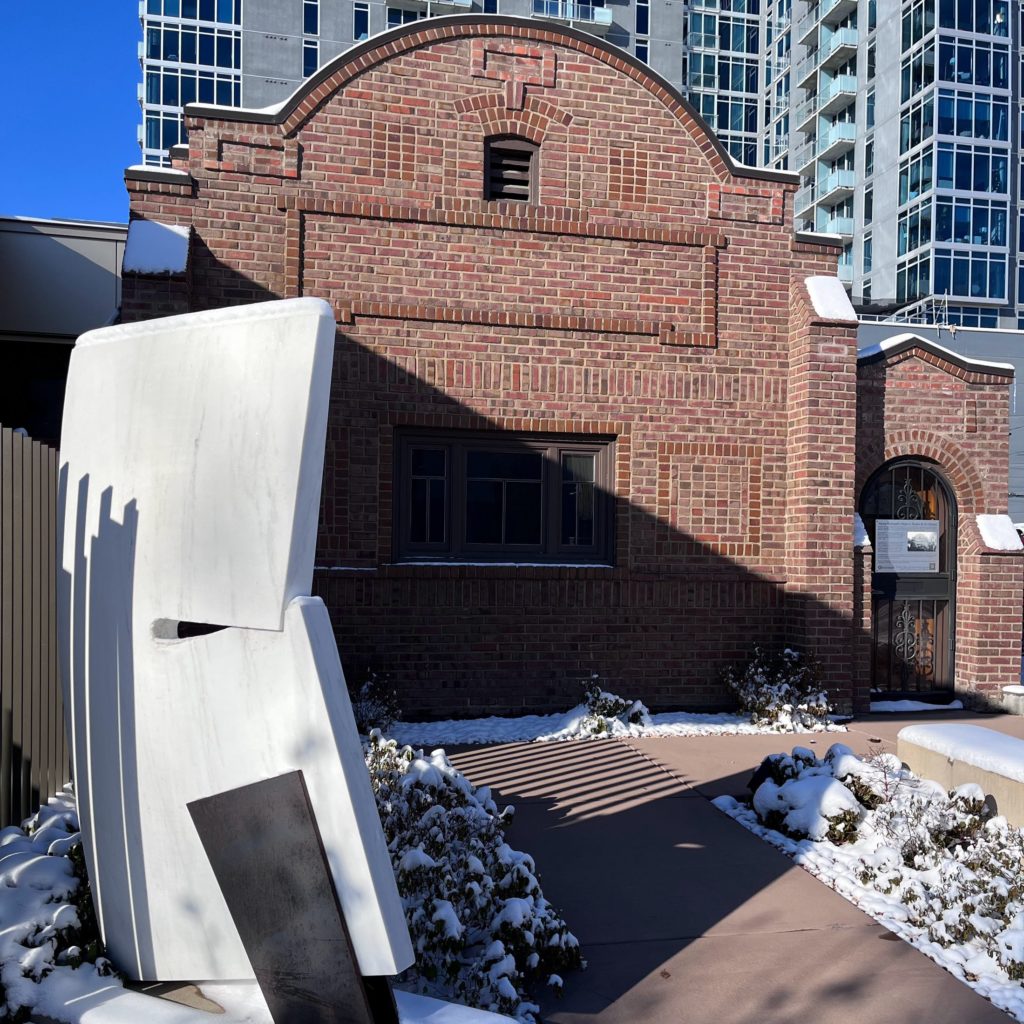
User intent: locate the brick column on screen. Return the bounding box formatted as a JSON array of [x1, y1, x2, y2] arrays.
[[785, 279, 860, 709], [955, 518, 1024, 706]]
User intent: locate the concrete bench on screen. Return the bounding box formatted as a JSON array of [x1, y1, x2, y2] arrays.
[[897, 723, 1024, 827]]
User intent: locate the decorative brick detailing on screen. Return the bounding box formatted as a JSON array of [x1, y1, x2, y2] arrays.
[[369, 124, 417, 181], [470, 39, 557, 109], [292, 208, 721, 347], [965, 398, 978, 433], [203, 134, 300, 178], [656, 442, 762, 560], [608, 142, 649, 205], [708, 183, 786, 225]]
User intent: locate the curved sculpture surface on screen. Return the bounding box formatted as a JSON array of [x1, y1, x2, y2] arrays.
[[57, 297, 415, 981]]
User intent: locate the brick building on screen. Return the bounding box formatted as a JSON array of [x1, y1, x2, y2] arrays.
[[120, 15, 1023, 717]]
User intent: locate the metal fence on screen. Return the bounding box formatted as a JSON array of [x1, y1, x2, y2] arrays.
[[1, 426, 68, 829]]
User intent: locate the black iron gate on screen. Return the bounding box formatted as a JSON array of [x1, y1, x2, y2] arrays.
[[859, 460, 957, 694]]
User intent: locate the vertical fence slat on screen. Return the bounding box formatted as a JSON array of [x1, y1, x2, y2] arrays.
[[31, 438, 42, 812], [11, 432, 26, 825], [48, 446, 59, 802], [1, 428, 13, 828], [0, 428, 67, 828]]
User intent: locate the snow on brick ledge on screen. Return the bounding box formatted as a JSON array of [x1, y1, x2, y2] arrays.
[[853, 513, 871, 549], [123, 219, 191, 275], [898, 723, 1024, 784], [804, 276, 857, 322], [976, 514, 1024, 551]]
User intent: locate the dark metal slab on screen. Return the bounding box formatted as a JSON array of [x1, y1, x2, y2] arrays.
[[188, 770, 398, 1024]]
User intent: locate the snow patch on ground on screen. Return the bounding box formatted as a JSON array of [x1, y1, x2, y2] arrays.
[[899, 723, 1024, 783], [388, 707, 846, 747], [716, 745, 1024, 1022], [122, 220, 190, 274], [871, 699, 965, 713], [977, 514, 1024, 551]]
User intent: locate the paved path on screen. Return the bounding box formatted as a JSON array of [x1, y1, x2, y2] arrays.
[[449, 713, 1019, 1024]]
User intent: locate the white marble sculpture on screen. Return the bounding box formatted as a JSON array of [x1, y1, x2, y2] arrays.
[[57, 298, 415, 981]]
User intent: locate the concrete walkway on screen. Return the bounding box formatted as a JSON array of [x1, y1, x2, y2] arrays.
[[449, 711, 1022, 1024]]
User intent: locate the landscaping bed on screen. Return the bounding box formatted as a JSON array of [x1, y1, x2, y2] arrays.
[[715, 743, 1024, 1021], [0, 739, 579, 1023]]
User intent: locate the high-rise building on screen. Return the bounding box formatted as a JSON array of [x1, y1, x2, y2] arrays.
[[137, 0, 1023, 326]]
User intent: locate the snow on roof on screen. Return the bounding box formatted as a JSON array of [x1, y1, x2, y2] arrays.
[[853, 513, 871, 549], [858, 333, 1015, 372], [898, 723, 1024, 783], [976, 514, 1024, 551], [804, 276, 857, 322], [122, 220, 191, 275], [125, 164, 191, 177]]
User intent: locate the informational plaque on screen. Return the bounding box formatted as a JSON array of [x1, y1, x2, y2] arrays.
[[874, 519, 940, 573]]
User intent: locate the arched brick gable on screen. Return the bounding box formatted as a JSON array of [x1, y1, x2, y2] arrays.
[[185, 16, 776, 185]]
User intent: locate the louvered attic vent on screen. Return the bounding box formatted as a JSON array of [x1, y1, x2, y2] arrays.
[[485, 137, 537, 202]]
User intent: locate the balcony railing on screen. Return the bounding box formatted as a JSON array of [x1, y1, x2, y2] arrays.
[[794, 49, 819, 85], [820, 26, 858, 64], [686, 31, 718, 48], [794, 94, 818, 128], [795, 184, 815, 211], [817, 120, 857, 156], [817, 167, 856, 200], [796, 4, 819, 44], [532, 0, 613, 27], [687, 71, 717, 89], [822, 215, 855, 234], [820, 0, 858, 24], [817, 73, 858, 113]]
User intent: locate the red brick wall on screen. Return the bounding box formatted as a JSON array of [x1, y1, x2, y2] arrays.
[[856, 343, 1022, 702], [122, 18, 866, 717]]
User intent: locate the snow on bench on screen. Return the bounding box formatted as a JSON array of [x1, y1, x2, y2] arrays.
[[897, 723, 1024, 827]]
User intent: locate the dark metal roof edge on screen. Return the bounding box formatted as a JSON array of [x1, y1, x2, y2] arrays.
[[858, 334, 1015, 378]]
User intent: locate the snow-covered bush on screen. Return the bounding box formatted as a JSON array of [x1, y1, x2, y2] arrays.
[[367, 732, 581, 1020], [350, 670, 402, 734], [0, 791, 116, 1022], [722, 645, 833, 731], [721, 743, 1024, 1017], [577, 675, 651, 736]]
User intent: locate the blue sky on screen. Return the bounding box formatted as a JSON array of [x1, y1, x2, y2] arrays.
[[1, 7, 141, 224]]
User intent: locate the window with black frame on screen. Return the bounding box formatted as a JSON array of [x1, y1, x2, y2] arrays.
[[395, 432, 614, 564]]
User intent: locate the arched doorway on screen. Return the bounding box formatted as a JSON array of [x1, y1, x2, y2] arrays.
[[859, 459, 957, 695]]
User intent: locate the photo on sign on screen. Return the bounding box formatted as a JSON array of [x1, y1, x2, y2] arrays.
[[907, 531, 938, 552]]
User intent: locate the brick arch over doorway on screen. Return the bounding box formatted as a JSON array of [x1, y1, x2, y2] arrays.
[[857, 430, 988, 516]]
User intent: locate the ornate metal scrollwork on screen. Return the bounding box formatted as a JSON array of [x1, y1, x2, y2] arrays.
[[893, 601, 918, 687], [895, 476, 925, 519]]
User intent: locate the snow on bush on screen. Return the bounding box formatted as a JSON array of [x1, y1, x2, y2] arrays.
[[722, 645, 836, 732], [575, 675, 651, 737], [717, 744, 1024, 1020], [350, 669, 402, 734], [367, 732, 582, 1020], [0, 789, 117, 1022], [3, 741, 578, 1023]]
